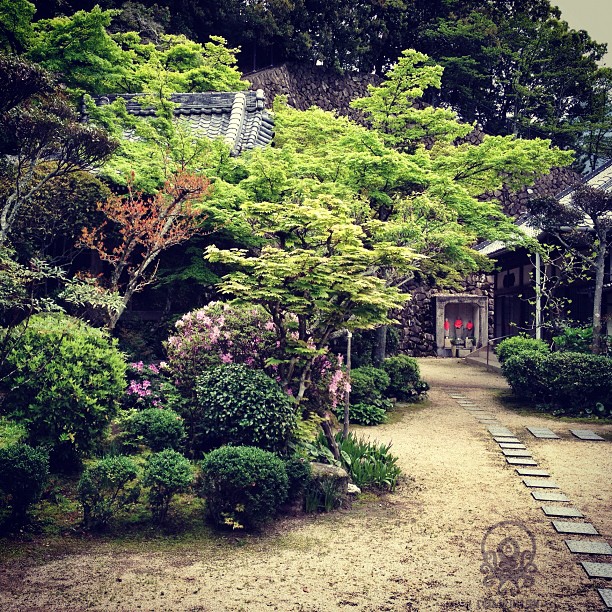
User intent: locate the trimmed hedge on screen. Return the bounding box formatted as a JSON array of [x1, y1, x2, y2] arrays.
[[124, 408, 185, 452], [199, 446, 288, 529], [382, 355, 428, 402], [495, 335, 550, 364], [349, 366, 390, 404]]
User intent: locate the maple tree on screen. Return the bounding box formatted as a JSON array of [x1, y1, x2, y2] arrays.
[[81, 170, 212, 329]]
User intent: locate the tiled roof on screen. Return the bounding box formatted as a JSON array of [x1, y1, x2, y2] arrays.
[[87, 90, 274, 156], [476, 159, 612, 257]]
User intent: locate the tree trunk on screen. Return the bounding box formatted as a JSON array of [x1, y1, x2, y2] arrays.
[[321, 417, 340, 460], [591, 240, 607, 354], [342, 331, 352, 440], [373, 325, 387, 366]]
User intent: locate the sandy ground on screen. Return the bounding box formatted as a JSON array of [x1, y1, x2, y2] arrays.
[[0, 358, 610, 611]]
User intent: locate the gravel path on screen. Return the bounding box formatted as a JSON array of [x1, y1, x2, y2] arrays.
[[0, 358, 610, 611]]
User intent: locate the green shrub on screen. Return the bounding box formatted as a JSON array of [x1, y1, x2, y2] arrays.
[[344, 401, 390, 426], [552, 327, 593, 353], [336, 432, 401, 491], [349, 366, 390, 403], [0, 418, 26, 448], [382, 355, 428, 402], [495, 335, 550, 364], [283, 455, 312, 502], [78, 455, 140, 530], [0, 443, 49, 525], [124, 408, 185, 452], [143, 449, 193, 524], [501, 350, 549, 402], [3, 313, 127, 469], [193, 364, 296, 453], [540, 352, 612, 416], [199, 446, 288, 529]]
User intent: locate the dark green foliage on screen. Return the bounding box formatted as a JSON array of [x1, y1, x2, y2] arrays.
[[2, 313, 127, 469], [349, 366, 390, 404], [193, 364, 296, 453], [336, 432, 401, 492], [77, 455, 139, 530], [283, 455, 312, 502], [382, 355, 428, 402], [502, 351, 612, 417], [143, 449, 193, 524], [345, 401, 391, 426], [0, 442, 48, 525], [199, 446, 288, 529], [124, 408, 185, 452], [501, 350, 549, 403], [496, 335, 551, 363], [552, 327, 593, 354]]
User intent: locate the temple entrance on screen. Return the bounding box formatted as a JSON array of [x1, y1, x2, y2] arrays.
[[434, 294, 489, 357]]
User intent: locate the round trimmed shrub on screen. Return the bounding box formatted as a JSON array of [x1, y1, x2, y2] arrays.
[[347, 401, 390, 426], [349, 366, 390, 404], [495, 335, 550, 364], [143, 449, 193, 524], [0, 443, 49, 525], [199, 446, 288, 529], [124, 408, 185, 452], [3, 313, 126, 468], [501, 350, 549, 402], [78, 455, 140, 530], [283, 455, 312, 502], [382, 355, 427, 402], [193, 364, 296, 453]]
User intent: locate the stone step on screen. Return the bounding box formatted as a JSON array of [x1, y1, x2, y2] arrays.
[[599, 588, 612, 609], [581, 561, 612, 579], [570, 429, 605, 441], [507, 457, 538, 466], [522, 478, 558, 488], [516, 469, 549, 477], [541, 506, 583, 518], [526, 426, 560, 439], [532, 491, 569, 502], [503, 449, 533, 457], [565, 540, 612, 555], [552, 521, 599, 535]]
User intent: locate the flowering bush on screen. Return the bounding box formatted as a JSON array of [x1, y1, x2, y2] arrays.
[[124, 361, 184, 413], [165, 302, 278, 391]]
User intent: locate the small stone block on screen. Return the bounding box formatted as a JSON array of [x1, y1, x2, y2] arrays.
[[494, 436, 521, 443], [542, 505, 583, 518], [489, 427, 514, 436], [570, 429, 605, 441], [552, 521, 599, 535], [526, 426, 560, 439], [480, 420, 499, 424], [500, 443, 527, 449], [507, 457, 538, 466], [581, 562, 612, 579], [516, 469, 549, 476], [531, 491, 569, 502], [523, 477, 558, 488], [566, 540, 612, 555], [598, 588, 612, 609], [503, 449, 533, 457]]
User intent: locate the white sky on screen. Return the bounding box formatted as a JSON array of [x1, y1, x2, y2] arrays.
[[552, 0, 611, 65]]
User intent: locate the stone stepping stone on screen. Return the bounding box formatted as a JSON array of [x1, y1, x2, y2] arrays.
[[489, 426, 514, 436], [599, 588, 612, 609], [503, 449, 533, 457], [552, 521, 599, 535], [526, 426, 560, 439], [516, 468, 549, 477], [570, 429, 605, 441], [448, 394, 466, 398], [581, 561, 612, 579], [499, 443, 527, 449], [542, 505, 583, 518], [507, 457, 538, 466], [532, 490, 569, 502], [479, 420, 499, 424], [494, 436, 522, 444], [566, 540, 612, 555], [522, 477, 558, 488]]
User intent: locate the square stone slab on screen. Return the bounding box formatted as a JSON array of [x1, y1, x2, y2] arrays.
[[489, 426, 514, 436], [526, 426, 560, 439], [552, 521, 599, 535], [532, 491, 569, 502], [542, 505, 583, 518], [570, 429, 605, 441], [516, 468, 549, 477], [581, 562, 612, 579], [507, 457, 538, 466], [503, 449, 533, 457], [494, 436, 522, 443], [598, 588, 612, 609], [523, 477, 558, 488], [479, 420, 499, 424], [499, 443, 527, 449], [566, 540, 612, 555]]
